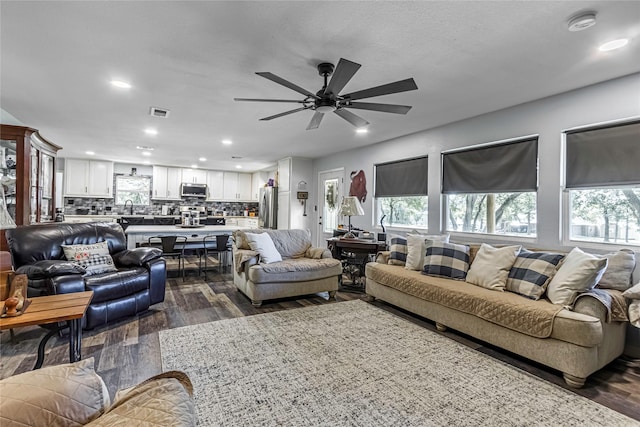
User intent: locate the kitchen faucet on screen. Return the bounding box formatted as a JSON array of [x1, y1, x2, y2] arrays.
[[124, 199, 134, 215]]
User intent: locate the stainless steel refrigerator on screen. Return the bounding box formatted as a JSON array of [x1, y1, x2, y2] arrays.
[[259, 187, 278, 229]]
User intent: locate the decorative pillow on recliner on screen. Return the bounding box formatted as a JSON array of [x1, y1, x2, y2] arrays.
[[422, 240, 470, 280], [506, 249, 565, 300], [388, 236, 408, 266], [404, 233, 450, 271], [466, 243, 521, 291], [244, 232, 282, 264], [62, 241, 118, 276]]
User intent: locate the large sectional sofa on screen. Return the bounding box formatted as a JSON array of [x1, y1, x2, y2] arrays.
[[365, 241, 632, 388]]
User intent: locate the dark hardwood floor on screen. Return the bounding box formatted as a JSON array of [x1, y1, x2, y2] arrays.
[[1, 259, 639, 421]]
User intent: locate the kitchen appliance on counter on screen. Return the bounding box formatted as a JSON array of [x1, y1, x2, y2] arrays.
[[259, 187, 277, 229], [179, 206, 205, 227], [161, 205, 171, 216], [180, 183, 207, 198]]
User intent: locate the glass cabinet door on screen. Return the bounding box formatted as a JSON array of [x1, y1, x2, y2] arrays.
[[40, 153, 54, 221], [0, 138, 17, 228]]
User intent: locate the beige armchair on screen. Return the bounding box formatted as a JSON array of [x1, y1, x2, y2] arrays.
[[232, 229, 342, 307]]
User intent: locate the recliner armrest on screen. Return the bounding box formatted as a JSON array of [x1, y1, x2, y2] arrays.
[[233, 249, 259, 273], [113, 248, 163, 268], [305, 247, 333, 259], [16, 260, 86, 279]]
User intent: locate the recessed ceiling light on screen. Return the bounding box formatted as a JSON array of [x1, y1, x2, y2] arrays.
[[199, 157, 207, 162], [141, 151, 151, 156], [110, 80, 131, 89], [191, 164, 198, 168], [599, 38, 629, 51], [235, 165, 242, 169], [356, 128, 368, 134], [144, 128, 158, 135], [567, 12, 597, 32], [222, 139, 233, 145], [85, 151, 95, 155]]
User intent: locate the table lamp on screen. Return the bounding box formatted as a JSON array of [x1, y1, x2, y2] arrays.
[[340, 196, 365, 239]]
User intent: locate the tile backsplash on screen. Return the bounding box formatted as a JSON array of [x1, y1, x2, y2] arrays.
[[64, 197, 258, 216]]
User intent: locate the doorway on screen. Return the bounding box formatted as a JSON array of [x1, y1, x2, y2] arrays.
[[317, 168, 344, 247]]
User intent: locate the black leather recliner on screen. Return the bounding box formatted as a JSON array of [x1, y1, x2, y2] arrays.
[[5, 222, 166, 329]]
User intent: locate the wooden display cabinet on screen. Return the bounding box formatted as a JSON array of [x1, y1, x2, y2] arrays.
[[1, 125, 61, 251]]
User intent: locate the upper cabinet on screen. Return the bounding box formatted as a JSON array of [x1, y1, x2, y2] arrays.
[[223, 172, 252, 201], [0, 125, 61, 231], [152, 165, 181, 200], [181, 168, 207, 184], [277, 157, 291, 192], [206, 170, 224, 201], [64, 159, 113, 198]]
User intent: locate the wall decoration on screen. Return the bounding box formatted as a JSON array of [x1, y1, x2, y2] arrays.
[[349, 170, 367, 203], [326, 182, 338, 211]]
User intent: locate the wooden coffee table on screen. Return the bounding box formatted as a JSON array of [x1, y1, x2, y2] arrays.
[[0, 291, 93, 369]]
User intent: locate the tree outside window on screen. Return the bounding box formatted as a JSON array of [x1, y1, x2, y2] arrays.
[[115, 175, 151, 205], [376, 196, 427, 229]]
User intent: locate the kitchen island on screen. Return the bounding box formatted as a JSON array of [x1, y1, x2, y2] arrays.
[[124, 225, 251, 249]]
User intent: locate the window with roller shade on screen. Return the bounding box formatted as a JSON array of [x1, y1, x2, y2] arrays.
[[443, 136, 538, 236], [374, 156, 428, 229], [565, 119, 640, 246]]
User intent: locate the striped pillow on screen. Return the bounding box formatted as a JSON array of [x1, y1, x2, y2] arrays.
[[388, 236, 408, 266], [506, 249, 565, 300], [422, 241, 470, 280]]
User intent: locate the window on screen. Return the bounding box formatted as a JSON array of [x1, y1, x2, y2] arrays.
[[565, 120, 640, 246], [375, 156, 428, 229], [443, 136, 538, 236], [115, 175, 151, 205]]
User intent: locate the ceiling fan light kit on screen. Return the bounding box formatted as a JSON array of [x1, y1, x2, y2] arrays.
[[234, 58, 418, 130]]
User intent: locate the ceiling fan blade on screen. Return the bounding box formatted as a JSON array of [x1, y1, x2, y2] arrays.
[[306, 112, 324, 130], [341, 101, 412, 114], [341, 78, 418, 101], [259, 107, 309, 121], [234, 98, 306, 103], [324, 58, 361, 96], [256, 72, 320, 99], [334, 108, 370, 128]]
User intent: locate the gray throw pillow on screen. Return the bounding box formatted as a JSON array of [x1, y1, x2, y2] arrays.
[[597, 249, 636, 291]]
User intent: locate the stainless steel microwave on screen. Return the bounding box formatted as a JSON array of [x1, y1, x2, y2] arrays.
[[180, 183, 207, 198]]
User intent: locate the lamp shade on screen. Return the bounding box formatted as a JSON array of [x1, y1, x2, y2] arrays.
[[340, 196, 365, 217]]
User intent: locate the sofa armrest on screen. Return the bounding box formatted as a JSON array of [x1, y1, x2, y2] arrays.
[[113, 247, 162, 268], [376, 251, 391, 264], [233, 249, 259, 273], [305, 247, 333, 259], [16, 260, 85, 279], [573, 295, 608, 323], [50, 274, 86, 295]]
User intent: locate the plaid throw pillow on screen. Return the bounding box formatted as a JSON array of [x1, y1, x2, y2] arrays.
[[62, 241, 118, 276], [506, 249, 565, 300], [388, 236, 408, 266], [422, 241, 470, 280]]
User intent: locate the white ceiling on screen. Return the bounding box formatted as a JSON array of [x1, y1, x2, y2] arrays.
[[1, 1, 639, 172]]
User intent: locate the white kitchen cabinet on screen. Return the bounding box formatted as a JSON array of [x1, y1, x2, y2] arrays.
[[277, 191, 290, 230], [64, 159, 113, 197], [223, 172, 252, 200], [206, 170, 224, 200], [251, 171, 270, 201], [181, 168, 207, 184], [238, 173, 252, 200], [277, 157, 291, 192], [152, 166, 181, 200]]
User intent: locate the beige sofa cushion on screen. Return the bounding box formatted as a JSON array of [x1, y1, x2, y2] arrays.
[[234, 229, 312, 258], [0, 358, 109, 427], [466, 243, 521, 291], [248, 258, 342, 283], [547, 247, 608, 306]]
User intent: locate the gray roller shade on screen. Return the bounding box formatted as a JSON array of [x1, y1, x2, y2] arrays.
[[375, 156, 428, 197], [442, 137, 538, 194], [566, 120, 640, 189]]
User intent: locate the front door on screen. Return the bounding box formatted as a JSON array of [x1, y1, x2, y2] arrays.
[[317, 168, 344, 247]]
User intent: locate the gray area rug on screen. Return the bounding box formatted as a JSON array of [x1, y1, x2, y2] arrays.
[[159, 300, 635, 426]]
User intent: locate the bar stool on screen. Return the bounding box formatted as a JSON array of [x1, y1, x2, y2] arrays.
[[153, 216, 175, 225], [148, 235, 187, 281], [200, 234, 230, 279]]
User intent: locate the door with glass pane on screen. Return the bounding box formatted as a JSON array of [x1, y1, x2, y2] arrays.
[[317, 168, 344, 246]]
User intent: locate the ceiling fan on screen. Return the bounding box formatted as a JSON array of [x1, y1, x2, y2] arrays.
[[234, 58, 418, 130]]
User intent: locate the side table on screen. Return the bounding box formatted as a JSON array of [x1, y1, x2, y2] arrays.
[[0, 291, 93, 369], [327, 238, 386, 291]]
